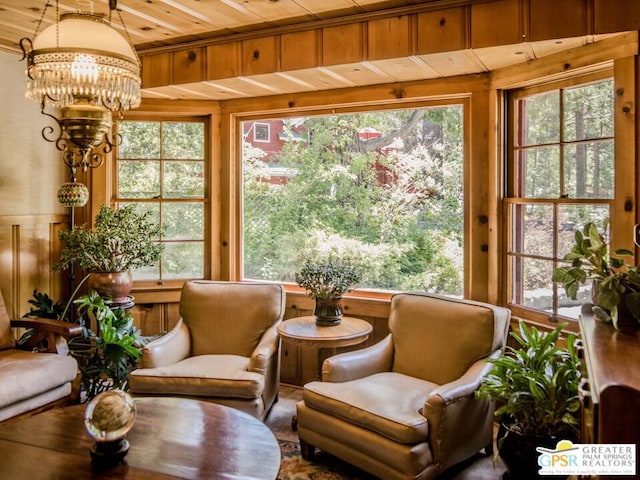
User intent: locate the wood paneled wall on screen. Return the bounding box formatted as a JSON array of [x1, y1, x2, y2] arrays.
[[0, 50, 68, 322], [0, 215, 68, 320]]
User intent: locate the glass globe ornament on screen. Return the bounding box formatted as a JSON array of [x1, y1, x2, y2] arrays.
[[57, 181, 89, 207], [85, 389, 136, 467]]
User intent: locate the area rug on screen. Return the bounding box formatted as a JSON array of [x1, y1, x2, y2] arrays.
[[278, 440, 374, 480]]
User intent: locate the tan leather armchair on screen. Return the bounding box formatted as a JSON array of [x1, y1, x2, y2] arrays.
[[296, 292, 511, 480], [0, 290, 81, 423], [129, 281, 286, 420]]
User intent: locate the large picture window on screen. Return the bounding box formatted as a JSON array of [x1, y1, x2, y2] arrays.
[[115, 118, 208, 282], [242, 105, 464, 294], [506, 76, 614, 321]]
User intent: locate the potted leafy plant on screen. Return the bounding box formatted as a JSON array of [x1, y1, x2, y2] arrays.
[[476, 321, 581, 480], [22, 289, 143, 402], [70, 291, 142, 401], [551, 220, 640, 329], [295, 256, 361, 326], [53, 204, 163, 303]]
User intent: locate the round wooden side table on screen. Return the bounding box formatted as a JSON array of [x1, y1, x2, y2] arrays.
[[277, 315, 373, 352], [277, 315, 372, 430], [277, 315, 373, 379]]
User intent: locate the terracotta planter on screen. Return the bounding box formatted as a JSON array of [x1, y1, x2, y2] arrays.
[[313, 297, 343, 326], [88, 271, 133, 304]]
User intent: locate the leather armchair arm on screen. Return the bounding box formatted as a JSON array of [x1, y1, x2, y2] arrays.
[[425, 349, 500, 405], [322, 334, 394, 383], [139, 318, 191, 368], [12, 317, 83, 354], [422, 349, 502, 467], [249, 322, 281, 375]]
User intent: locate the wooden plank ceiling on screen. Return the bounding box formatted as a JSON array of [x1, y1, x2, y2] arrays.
[[0, 0, 620, 100], [0, 0, 451, 52]]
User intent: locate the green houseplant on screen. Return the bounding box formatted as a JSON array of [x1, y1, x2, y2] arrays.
[[70, 291, 142, 401], [476, 321, 581, 479], [54, 204, 163, 303], [551, 221, 640, 329], [295, 256, 361, 326], [22, 289, 142, 402]]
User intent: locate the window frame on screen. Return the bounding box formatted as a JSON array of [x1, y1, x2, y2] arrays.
[[253, 122, 270, 143], [503, 69, 627, 325], [234, 97, 471, 300], [112, 115, 212, 289]]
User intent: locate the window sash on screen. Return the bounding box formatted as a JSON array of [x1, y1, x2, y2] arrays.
[[113, 117, 210, 285], [505, 74, 615, 322]]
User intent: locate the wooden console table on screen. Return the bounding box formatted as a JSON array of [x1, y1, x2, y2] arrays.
[[578, 312, 640, 450], [0, 397, 281, 479]]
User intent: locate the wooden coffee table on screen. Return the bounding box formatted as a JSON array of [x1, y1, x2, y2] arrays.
[[0, 396, 281, 479]]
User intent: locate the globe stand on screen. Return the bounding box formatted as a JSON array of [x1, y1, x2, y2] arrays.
[[85, 390, 136, 470], [90, 438, 130, 469]]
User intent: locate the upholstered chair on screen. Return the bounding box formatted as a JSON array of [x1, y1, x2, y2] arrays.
[[296, 292, 511, 480], [0, 290, 81, 423], [129, 281, 286, 421]]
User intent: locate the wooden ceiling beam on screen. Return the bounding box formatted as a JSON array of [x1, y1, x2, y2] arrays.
[[136, 0, 496, 55], [141, 0, 640, 93]]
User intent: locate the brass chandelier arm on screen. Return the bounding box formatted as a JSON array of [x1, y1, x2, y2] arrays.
[[39, 100, 66, 150], [18, 38, 33, 63], [38, 98, 112, 173], [62, 149, 105, 174]]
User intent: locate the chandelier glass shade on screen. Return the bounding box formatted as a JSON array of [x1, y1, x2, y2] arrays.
[[24, 12, 141, 113], [21, 1, 141, 200]]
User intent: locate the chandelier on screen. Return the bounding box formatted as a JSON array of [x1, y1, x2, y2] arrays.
[[20, 0, 141, 206]]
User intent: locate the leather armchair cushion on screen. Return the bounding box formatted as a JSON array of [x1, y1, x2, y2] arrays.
[[129, 354, 265, 398], [0, 294, 14, 350], [0, 349, 77, 407], [390, 293, 507, 385], [303, 372, 433, 444], [180, 281, 285, 358]]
